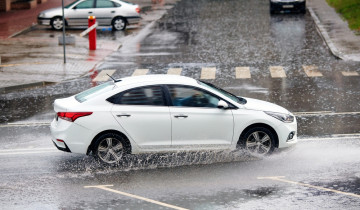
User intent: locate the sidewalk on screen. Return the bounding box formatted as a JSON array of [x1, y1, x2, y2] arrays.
[[0, 0, 179, 93], [307, 0, 360, 62]]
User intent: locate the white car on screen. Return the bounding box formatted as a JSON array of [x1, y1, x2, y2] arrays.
[[51, 75, 297, 164], [38, 0, 140, 30]]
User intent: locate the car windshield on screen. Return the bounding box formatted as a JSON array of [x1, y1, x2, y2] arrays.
[[75, 82, 114, 103], [198, 81, 247, 104], [65, 0, 80, 8]]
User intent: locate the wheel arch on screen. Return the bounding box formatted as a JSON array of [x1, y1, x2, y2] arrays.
[[87, 129, 132, 155], [237, 123, 279, 148]]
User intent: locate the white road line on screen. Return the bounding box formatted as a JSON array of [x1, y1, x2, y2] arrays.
[[132, 69, 149, 76], [299, 135, 360, 142], [294, 111, 360, 116], [92, 69, 116, 82], [303, 65, 323, 77], [0, 150, 60, 156], [269, 66, 286, 78], [0, 122, 51, 127], [341, 71, 359, 76], [167, 68, 182, 75], [235, 67, 251, 79], [258, 176, 360, 198], [84, 185, 189, 210], [200, 67, 216, 79]]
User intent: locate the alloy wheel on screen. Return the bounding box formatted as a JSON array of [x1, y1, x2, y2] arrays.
[[97, 137, 124, 164], [246, 131, 272, 156]]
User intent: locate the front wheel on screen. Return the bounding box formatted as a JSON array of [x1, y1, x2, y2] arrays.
[[112, 17, 127, 31], [93, 133, 126, 164], [51, 17, 64, 30], [241, 127, 275, 157]]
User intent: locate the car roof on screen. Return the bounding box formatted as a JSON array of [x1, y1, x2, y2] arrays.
[[114, 75, 199, 87]]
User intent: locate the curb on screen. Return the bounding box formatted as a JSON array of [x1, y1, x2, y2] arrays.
[[308, 7, 345, 60], [9, 24, 38, 38], [0, 81, 55, 94]]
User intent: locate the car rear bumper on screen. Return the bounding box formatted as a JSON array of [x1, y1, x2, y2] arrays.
[[50, 118, 94, 154], [126, 16, 141, 25]]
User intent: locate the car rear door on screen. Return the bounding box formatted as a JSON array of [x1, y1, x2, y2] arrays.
[[167, 85, 234, 149], [94, 0, 118, 25], [110, 85, 172, 149]]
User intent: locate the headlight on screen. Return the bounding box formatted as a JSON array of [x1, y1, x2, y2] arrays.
[[38, 13, 45, 18], [265, 111, 294, 123]]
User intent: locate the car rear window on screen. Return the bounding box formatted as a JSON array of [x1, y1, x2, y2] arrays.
[[75, 82, 114, 103]]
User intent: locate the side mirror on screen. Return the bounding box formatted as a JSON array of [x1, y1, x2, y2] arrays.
[[217, 100, 229, 109]]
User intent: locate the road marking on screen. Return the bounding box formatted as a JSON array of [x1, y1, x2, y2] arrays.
[[0, 62, 55, 67], [92, 69, 116, 82], [269, 66, 286, 78], [0, 147, 59, 156], [235, 67, 251, 79], [303, 65, 323, 77], [0, 122, 51, 127], [200, 67, 216, 79], [84, 185, 188, 210], [299, 134, 360, 142], [167, 68, 182, 75], [341, 71, 359, 76], [293, 111, 360, 116], [257, 176, 360, 198], [132, 69, 149, 76]]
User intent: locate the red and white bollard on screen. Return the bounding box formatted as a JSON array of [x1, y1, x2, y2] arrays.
[[88, 16, 96, 50]]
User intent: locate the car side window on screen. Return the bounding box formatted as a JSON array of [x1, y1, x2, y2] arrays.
[[96, 0, 116, 8], [117, 86, 165, 106], [74, 0, 94, 9], [168, 86, 220, 108]]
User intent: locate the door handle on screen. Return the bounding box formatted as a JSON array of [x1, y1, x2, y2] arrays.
[[174, 114, 188, 118], [88, 11, 93, 14], [111, 11, 115, 13], [117, 114, 131, 117]]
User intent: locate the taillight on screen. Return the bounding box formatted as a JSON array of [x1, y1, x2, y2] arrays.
[[135, 7, 140, 13], [57, 112, 93, 122]]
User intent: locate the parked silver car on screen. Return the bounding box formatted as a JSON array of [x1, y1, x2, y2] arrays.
[[38, 0, 141, 31]]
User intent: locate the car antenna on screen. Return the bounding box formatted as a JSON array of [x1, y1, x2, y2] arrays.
[[107, 74, 121, 82]]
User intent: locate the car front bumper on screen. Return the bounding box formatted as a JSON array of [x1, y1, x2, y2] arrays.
[[38, 17, 51, 26], [270, 1, 305, 12], [275, 117, 298, 148]]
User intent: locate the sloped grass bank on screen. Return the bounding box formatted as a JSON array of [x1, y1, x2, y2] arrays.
[[326, 0, 360, 32]]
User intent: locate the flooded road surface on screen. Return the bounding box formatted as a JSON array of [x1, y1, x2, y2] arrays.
[[0, 124, 359, 209]]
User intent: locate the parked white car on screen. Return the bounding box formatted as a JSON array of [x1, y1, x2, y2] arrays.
[[51, 75, 297, 164], [38, 0, 140, 30]]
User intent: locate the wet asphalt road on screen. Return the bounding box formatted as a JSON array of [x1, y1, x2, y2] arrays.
[[1, 0, 360, 209]]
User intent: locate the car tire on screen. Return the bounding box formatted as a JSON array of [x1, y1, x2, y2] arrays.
[[93, 133, 126, 164], [51, 16, 64, 30], [240, 127, 275, 157], [112, 17, 127, 31]]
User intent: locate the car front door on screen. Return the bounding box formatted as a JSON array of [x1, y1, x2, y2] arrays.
[[66, 0, 95, 26], [167, 85, 234, 149], [110, 85, 172, 149]]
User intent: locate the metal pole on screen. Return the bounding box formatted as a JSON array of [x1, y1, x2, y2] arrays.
[[62, 0, 66, 63]]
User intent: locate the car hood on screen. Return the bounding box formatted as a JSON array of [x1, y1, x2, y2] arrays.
[[242, 97, 290, 114], [39, 7, 63, 16]]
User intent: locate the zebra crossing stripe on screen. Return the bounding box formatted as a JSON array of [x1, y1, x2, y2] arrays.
[[269, 66, 286, 78], [92, 69, 116, 82], [200, 67, 216, 79], [132, 69, 149, 76], [303, 65, 323, 77], [342, 71, 359, 76], [167, 68, 182, 75], [235, 67, 251, 79]]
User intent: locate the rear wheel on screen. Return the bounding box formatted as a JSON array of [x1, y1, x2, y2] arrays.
[[93, 133, 126, 164], [51, 17, 64, 30], [112, 17, 127, 31], [241, 127, 275, 156]]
